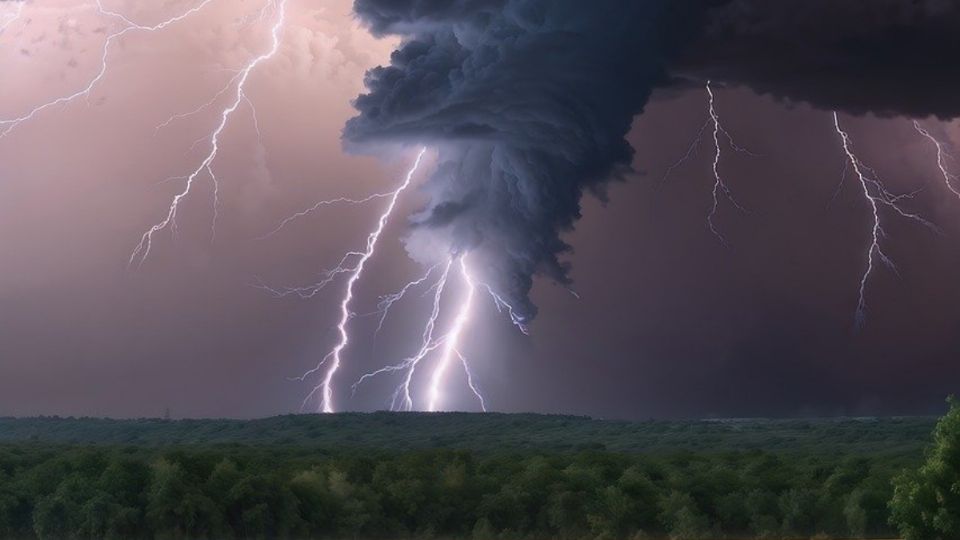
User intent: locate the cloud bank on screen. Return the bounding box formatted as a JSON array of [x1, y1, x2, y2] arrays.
[[674, 0, 960, 119], [345, 0, 960, 323]]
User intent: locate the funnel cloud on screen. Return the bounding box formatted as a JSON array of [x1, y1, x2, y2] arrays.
[[346, 0, 960, 322]]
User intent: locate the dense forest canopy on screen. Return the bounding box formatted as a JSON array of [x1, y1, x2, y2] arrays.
[[0, 414, 943, 539], [0, 413, 935, 455], [0, 442, 915, 539]]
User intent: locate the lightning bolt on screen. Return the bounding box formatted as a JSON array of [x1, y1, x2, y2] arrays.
[[479, 283, 530, 335], [0, 0, 218, 139], [253, 251, 366, 300], [153, 72, 245, 135], [913, 120, 960, 201], [0, 0, 24, 35], [705, 80, 751, 244], [351, 255, 487, 413], [661, 82, 753, 242], [372, 263, 441, 338], [129, 0, 287, 267], [427, 257, 479, 412], [262, 263, 440, 343], [257, 191, 396, 240], [454, 349, 487, 412], [833, 112, 889, 328], [296, 148, 427, 413], [353, 257, 452, 412], [660, 117, 710, 185], [832, 112, 938, 328], [388, 258, 453, 412]]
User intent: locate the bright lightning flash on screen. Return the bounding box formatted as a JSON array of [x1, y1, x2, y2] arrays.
[[705, 80, 750, 244], [373, 263, 441, 337], [660, 81, 753, 243], [129, 0, 287, 267], [913, 120, 960, 201], [351, 255, 487, 413], [353, 258, 452, 412], [427, 257, 480, 412], [8, 2, 957, 413], [297, 148, 427, 413], [832, 112, 937, 327]]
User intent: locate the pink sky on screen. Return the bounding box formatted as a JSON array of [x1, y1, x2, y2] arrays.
[[2, 0, 959, 419]]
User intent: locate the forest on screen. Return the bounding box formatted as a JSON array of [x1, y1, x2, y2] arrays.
[[0, 413, 935, 455], [0, 413, 947, 539]]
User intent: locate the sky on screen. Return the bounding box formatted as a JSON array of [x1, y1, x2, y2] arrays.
[[0, 0, 958, 420]]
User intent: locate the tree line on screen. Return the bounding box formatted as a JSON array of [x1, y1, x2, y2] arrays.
[[0, 443, 910, 539], [2, 402, 958, 540]]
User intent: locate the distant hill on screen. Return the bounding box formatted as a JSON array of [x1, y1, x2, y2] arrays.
[[0, 413, 936, 455]]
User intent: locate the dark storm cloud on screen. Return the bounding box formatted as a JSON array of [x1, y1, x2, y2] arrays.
[[674, 0, 960, 119], [345, 0, 960, 322], [346, 0, 698, 321], [351, 0, 507, 36]]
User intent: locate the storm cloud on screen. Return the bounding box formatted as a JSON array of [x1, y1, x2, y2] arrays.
[[674, 0, 960, 119], [345, 0, 960, 322]]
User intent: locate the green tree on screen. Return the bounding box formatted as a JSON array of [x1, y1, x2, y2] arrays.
[[587, 467, 658, 539], [32, 474, 95, 539], [658, 491, 711, 540], [890, 397, 960, 540], [146, 459, 224, 539], [223, 474, 303, 538], [289, 468, 338, 536], [0, 470, 21, 537], [778, 487, 815, 537], [845, 490, 868, 539]]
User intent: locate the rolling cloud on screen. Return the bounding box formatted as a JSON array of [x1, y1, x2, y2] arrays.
[[345, 0, 960, 323]]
